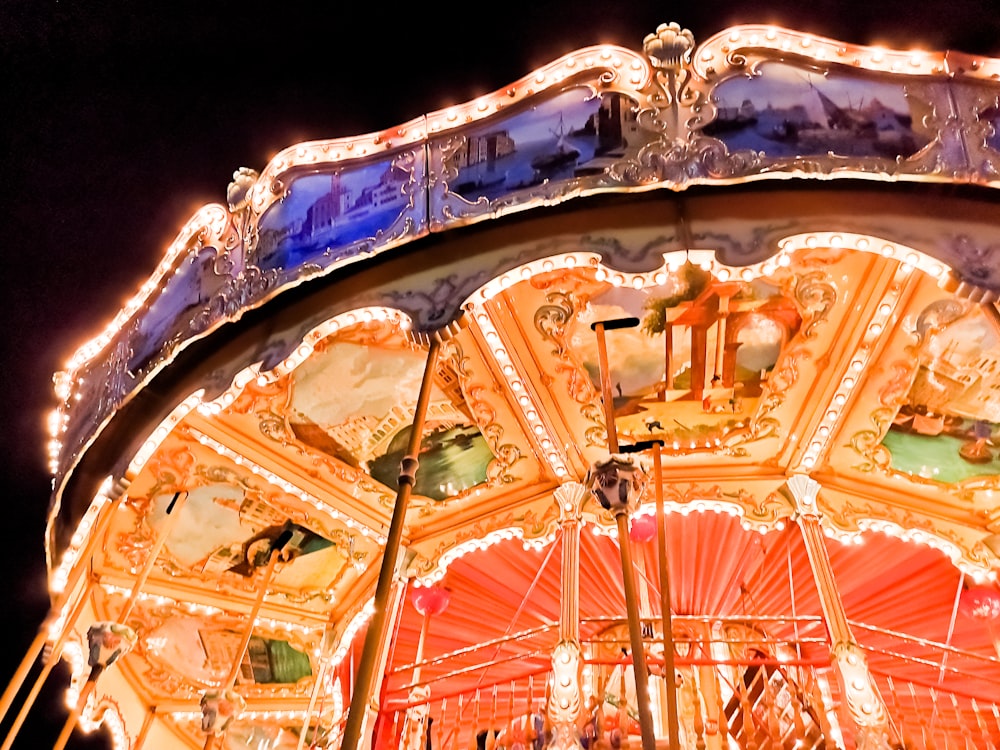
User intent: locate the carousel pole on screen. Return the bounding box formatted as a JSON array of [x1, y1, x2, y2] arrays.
[[590, 319, 657, 750], [786, 474, 895, 747], [203, 549, 282, 750], [650, 442, 681, 750], [341, 338, 441, 750], [51, 620, 139, 750], [296, 659, 327, 750], [132, 707, 156, 750], [119, 491, 188, 623], [0, 587, 91, 750], [400, 586, 450, 750], [0, 485, 121, 727], [48, 493, 188, 750]]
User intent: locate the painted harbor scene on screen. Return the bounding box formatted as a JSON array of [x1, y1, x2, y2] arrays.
[[702, 62, 930, 160], [448, 88, 642, 202]]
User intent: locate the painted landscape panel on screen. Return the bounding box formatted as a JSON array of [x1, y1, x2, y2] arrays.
[[881, 300, 1000, 483], [567, 264, 801, 450]]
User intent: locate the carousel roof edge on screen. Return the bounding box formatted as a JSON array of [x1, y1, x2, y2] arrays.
[[44, 22, 1000, 559]]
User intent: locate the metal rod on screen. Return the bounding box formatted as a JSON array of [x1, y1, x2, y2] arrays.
[[615, 512, 658, 750], [593, 317, 654, 750], [119, 491, 188, 623], [52, 673, 100, 750], [651, 443, 680, 750], [203, 550, 281, 750], [341, 339, 441, 750], [593, 321, 619, 454], [132, 707, 157, 750], [225, 551, 280, 690], [938, 572, 965, 684], [296, 654, 329, 750], [0, 582, 92, 750], [0, 629, 46, 729], [0, 493, 119, 727], [391, 624, 555, 675]]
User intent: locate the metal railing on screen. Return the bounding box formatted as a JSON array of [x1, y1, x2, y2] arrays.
[[371, 616, 1000, 750]]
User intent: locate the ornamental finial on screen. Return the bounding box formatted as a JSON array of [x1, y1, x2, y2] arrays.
[[226, 167, 259, 213], [643, 22, 695, 71]]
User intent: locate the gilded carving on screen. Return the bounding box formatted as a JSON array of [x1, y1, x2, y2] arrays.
[[441, 338, 523, 486]]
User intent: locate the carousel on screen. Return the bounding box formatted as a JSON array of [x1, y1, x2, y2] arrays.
[[7, 19, 1000, 750]]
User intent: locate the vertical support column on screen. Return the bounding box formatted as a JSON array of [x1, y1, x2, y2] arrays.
[[786, 475, 893, 749], [367, 570, 411, 750], [547, 482, 587, 750], [651, 444, 680, 750], [342, 339, 440, 750]]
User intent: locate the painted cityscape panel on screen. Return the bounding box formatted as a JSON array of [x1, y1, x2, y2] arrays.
[[285, 340, 494, 500], [443, 87, 643, 203], [880, 300, 1000, 483], [703, 62, 930, 160], [255, 152, 423, 276]]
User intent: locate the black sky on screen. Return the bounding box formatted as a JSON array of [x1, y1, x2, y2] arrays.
[[2, 1, 999, 746]]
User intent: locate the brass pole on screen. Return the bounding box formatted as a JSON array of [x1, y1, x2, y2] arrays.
[[412, 609, 432, 685], [203, 550, 282, 750], [651, 443, 680, 750], [1, 582, 92, 750], [614, 511, 658, 750], [0, 630, 46, 728], [296, 647, 330, 750], [51, 672, 101, 750], [341, 339, 441, 750], [132, 707, 157, 750], [119, 492, 188, 623], [593, 322, 619, 454], [38, 495, 188, 750], [0, 492, 119, 726], [592, 317, 655, 750], [225, 552, 280, 690]]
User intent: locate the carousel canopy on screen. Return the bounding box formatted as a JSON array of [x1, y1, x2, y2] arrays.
[[14, 18, 1000, 750]]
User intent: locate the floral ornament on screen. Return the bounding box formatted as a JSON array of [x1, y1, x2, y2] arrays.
[[642, 22, 695, 71], [200, 688, 247, 735], [86, 622, 138, 670], [226, 167, 259, 213], [587, 455, 644, 514]]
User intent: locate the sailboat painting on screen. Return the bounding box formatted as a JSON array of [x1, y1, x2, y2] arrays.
[[702, 62, 930, 160], [443, 88, 642, 202]]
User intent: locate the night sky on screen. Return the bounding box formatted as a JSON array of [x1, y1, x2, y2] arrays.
[[3, 1, 1000, 747]]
